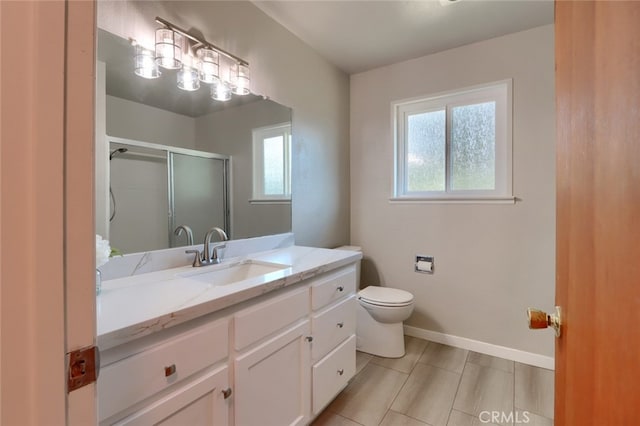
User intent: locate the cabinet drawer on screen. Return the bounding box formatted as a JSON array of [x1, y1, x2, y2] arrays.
[[311, 296, 356, 361], [310, 265, 357, 311], [107, 365, 229, 426], [98, 318, 228, 421], [234, 286, 309, 351], [312, 335, 356, 415]]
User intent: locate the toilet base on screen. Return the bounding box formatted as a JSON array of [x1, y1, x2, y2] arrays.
[[356, 303, 406, 358]]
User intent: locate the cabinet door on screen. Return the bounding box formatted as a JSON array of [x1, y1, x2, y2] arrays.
[[234, 321, 311, 426], [106, 365, 229, 426]]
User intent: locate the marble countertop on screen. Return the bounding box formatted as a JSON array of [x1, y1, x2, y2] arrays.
[[97, 246, 361, 350]]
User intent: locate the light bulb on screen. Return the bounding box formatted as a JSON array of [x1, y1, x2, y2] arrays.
[[155, 28, 183, 69], [134, 45, 160, 79]]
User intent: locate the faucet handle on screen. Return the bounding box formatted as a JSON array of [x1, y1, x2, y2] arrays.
[[185, 249, 203, 267], [211, 244, 227, 263]]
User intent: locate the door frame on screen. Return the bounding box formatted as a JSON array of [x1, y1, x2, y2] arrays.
[[0, 1, 97, 424]]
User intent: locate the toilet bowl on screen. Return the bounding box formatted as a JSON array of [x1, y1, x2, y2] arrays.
[[336, 246, 415, 358]]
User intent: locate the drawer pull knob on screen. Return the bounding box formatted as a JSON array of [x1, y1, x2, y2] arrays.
[[222, 387, 233, 399], [305, 336, 314, 342], [164, 364, 176, 377], [337, 286, 344, 292], [337, 322, 344, 328], [337, 369, 344, 376]]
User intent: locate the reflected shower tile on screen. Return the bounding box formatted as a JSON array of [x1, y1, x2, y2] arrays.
[[355, 351, 373, 375], [380, 410, 431, 426], [371, 336, 428, 373], [514, 363, 554, 419], [312, 410, 364, 426], [418, 342, 469, 374], [453, 363, 514, 425], [447, 410, 500, 426], [327, 363, 408, 426], [391, 363, 461, 426], [467, 351, 514, 373]]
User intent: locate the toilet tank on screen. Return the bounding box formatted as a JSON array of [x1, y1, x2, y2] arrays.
[[336, 245, 362, 287]]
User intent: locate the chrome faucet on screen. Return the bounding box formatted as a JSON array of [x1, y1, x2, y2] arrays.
[[203, 227, 228, 262], [185, 226, 228, 267], [173, 225, 194, 246]]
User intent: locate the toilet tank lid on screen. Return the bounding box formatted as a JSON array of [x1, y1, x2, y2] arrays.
[[335, 245, 362, 252], [359, 286, 414, 305]]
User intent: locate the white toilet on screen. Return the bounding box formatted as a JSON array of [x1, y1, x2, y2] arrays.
[[337, 246, 415, 358]]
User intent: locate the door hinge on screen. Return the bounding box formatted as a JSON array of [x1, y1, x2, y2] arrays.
[[67, 345, 100, 393]]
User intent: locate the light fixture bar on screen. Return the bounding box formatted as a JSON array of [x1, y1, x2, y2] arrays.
[[155, 17, 249, 67]]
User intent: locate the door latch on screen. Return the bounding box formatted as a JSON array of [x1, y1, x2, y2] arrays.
[[67, 345, 100, 392]]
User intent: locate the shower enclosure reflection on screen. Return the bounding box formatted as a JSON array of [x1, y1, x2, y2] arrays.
[[108, 138, 229, 254]]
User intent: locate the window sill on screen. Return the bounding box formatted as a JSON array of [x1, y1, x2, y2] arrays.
[[249, 199, 291, 205], [389, 196, 517, 205]]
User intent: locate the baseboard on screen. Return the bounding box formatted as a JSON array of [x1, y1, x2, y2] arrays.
[[404, 325, 555, 370]]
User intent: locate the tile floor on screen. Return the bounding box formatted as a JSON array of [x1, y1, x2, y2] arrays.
[[313, 337, 554, 426]]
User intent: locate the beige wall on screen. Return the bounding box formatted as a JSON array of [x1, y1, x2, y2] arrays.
[[106, 96, 197, 149], [350, 25, 556, 356], [98, 0, 351, 247]]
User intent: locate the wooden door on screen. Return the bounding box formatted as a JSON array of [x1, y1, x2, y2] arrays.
[[0, 1, 96, 424], [555, 1, 640, 424]]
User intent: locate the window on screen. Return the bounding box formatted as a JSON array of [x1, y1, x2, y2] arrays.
[[252, 123, 292, 202], [393, 80, 512, 202]]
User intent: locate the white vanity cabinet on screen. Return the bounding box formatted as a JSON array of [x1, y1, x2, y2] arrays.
[[98, 261, 358, 426], [232, 286, 311, 426], [98, 318, 231, 425], [309, 266, 357, 416]]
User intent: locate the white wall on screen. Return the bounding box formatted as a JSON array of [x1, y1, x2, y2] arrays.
[[106, 96, 196, 148], [350, 25, 556, 357], [98, 0, 351, 248], [195, 100, 292, 239]]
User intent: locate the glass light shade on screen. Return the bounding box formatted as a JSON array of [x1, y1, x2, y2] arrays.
[[177, 63, 200, 91], [231, 63, 250, 95], [197, 48, 219, 84], [211, 81, 232, 101], [155, 28, 183, 69], [134, 45, 161, 79]]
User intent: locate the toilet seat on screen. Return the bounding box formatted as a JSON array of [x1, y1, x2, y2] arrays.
[[358, 286, 414, 307]]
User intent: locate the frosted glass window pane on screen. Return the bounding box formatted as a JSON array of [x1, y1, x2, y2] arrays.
[[406, 110, 446, 192], [263, 136, 284, 195], [451, 101, 496, 190]]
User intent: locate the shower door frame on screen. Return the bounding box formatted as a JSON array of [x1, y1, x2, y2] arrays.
[[107, 135, 231, 248]]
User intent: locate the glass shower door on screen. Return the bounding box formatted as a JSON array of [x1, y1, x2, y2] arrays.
[[170, 153, 229, 248]]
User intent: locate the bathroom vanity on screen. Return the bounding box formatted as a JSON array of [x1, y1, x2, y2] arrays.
[[97, 246, 360, 426]]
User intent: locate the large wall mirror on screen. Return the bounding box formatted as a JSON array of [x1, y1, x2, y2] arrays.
[[97, 29, 292, 254]]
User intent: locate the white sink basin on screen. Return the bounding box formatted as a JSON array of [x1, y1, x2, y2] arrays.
[[176, 260, 290, 286]]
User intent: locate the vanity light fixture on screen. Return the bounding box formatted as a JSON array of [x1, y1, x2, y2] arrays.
[[197, 48, 220, 84], [134, 44, 161, 79], [211, 80, 232, 101], [133, 17, 250, 101], [231, 63, 251, 95], [177, 54, 200, 91], [155, 28, 183, 69]]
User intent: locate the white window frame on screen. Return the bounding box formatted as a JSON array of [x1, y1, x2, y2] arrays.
[[251, 122, 292, 203], [392, 80, 513, 203]]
